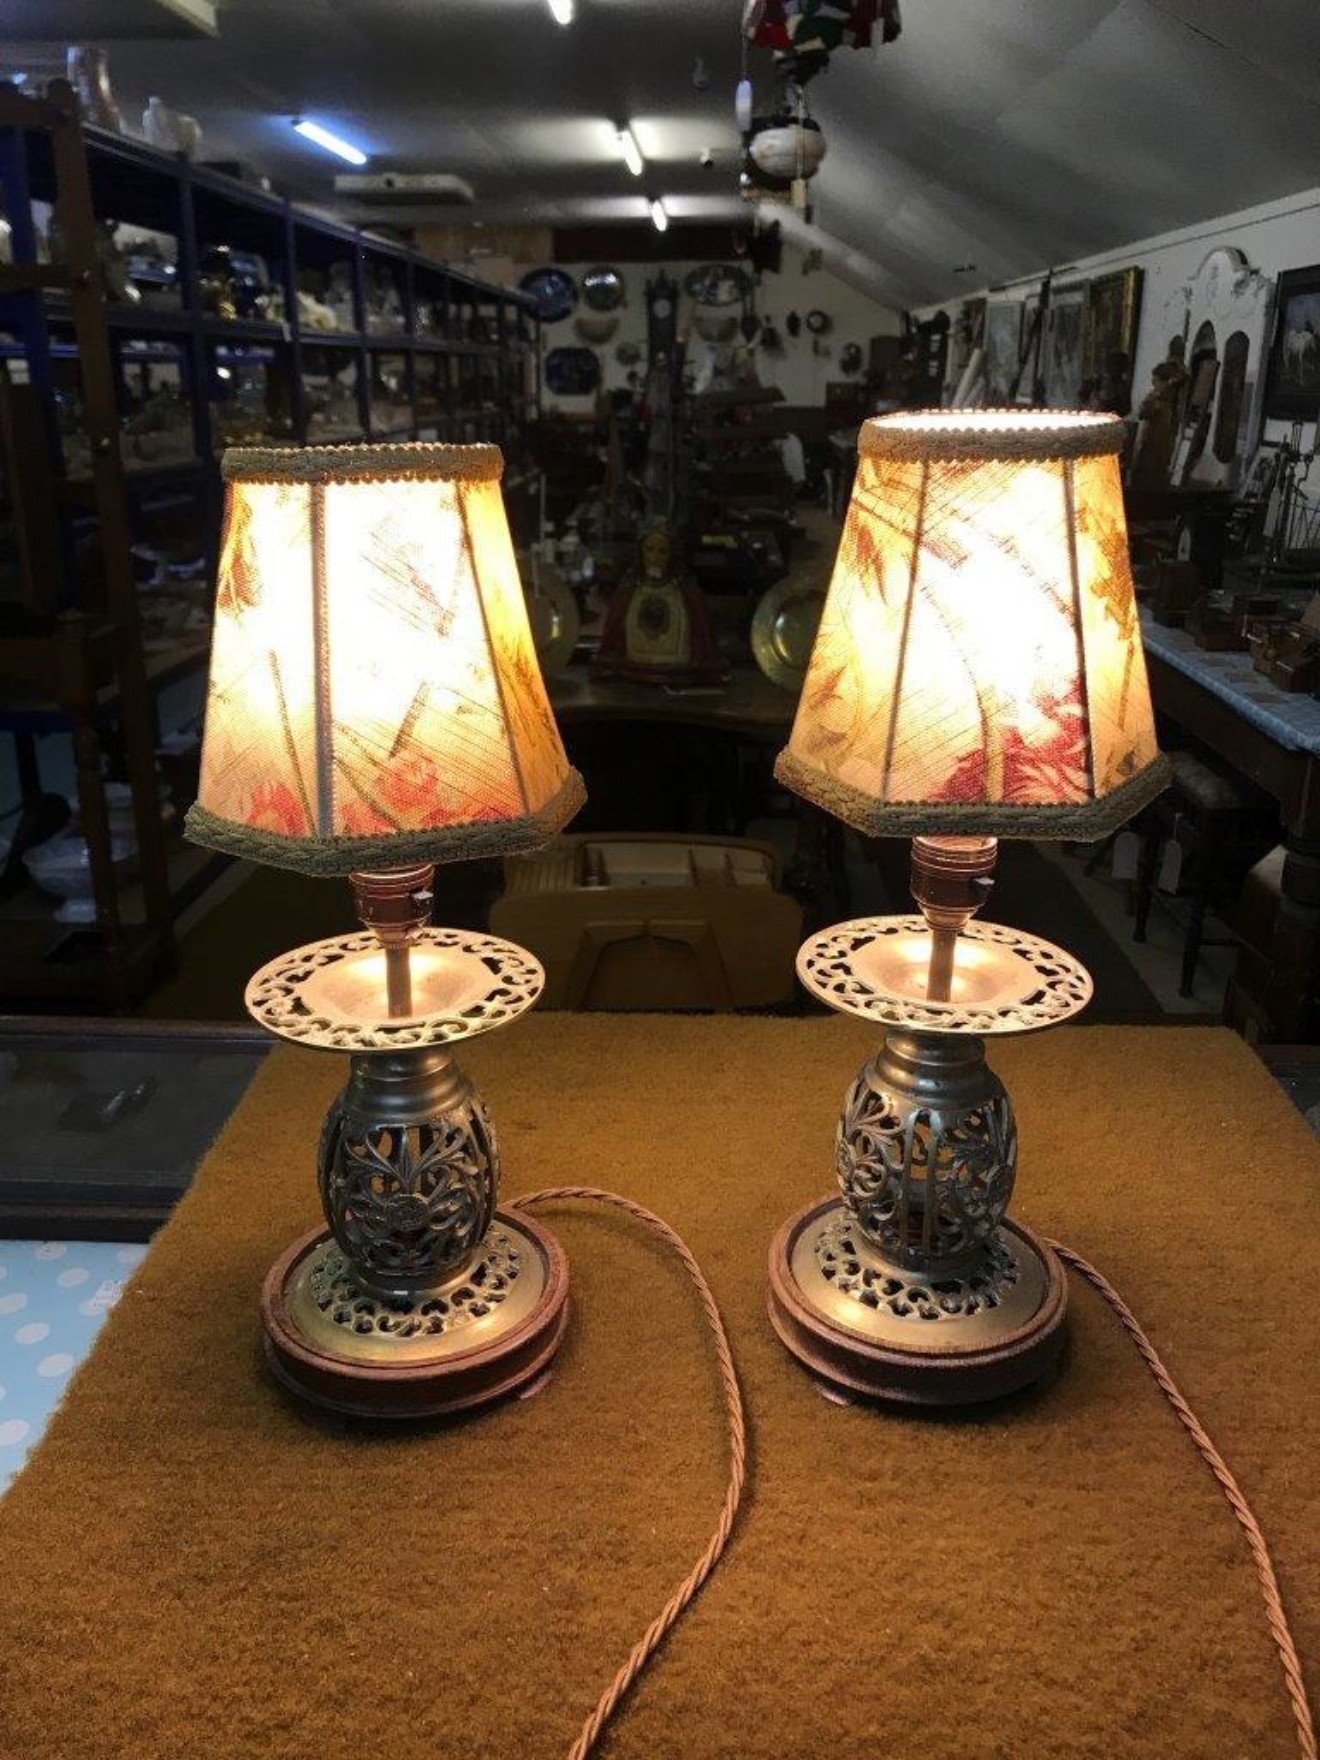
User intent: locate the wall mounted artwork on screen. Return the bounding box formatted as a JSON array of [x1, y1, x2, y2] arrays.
[[1084, 267, 1144, 412], [983, 301, 1022, 402], [1263, 263, 1320, 422], [1043, 282, 1088, 407]]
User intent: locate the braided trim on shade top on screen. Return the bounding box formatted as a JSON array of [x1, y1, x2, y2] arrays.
[[184, 767, 586, 875], [859, 409, 1127, 464], [774, 748, 1172, 842], [221, 441, 504, 484]]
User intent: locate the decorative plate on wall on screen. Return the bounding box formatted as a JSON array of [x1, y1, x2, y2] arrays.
[[805, 309, 833, 335], [519, 266, 578, 323], [545, 346, 600, 396], [581, 265, 626, 312], [751, 577, 827, 692], [684, 263, 750, 307], [839, 341, 863, 374], [575, 312, 619, 343]]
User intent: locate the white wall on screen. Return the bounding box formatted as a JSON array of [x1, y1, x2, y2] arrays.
[[532, 245, 900, 413], [919, 184, 1320, 485]]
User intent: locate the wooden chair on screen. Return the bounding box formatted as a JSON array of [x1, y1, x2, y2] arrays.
[[1132, 749, 1277, 998]]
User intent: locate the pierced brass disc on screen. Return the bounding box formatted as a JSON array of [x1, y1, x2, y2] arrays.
[[245, 927, 544, 1053], [797, 916, 1093, 1036]]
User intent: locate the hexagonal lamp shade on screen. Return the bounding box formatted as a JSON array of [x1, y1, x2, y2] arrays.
[[186, 442, 585, 875], [775, 409, 1170, 839]]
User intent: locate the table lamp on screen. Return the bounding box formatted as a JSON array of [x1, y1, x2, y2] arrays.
[[767, 410, 1170, 1405], [186, 443, 585, 1418]]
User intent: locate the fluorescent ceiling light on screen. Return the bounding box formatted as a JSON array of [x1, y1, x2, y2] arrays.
[[650, 198, 668, 233], [617, 126, 643, 177], [292, 119, 368, 167], [546, 0, 575, 22]]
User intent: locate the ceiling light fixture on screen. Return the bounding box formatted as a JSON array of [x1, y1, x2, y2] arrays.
[[617, 125, 644, 177], [546, 0, 575, 23], [650, 197, 669, 233], [292, 118, 369, 167]]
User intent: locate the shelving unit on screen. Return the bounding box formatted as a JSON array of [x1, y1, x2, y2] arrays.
[[0, 80, 541, 1011]]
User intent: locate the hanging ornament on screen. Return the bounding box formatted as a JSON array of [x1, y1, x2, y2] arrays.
[[748, 115, 826, 181], [744, 0, 900, 85]]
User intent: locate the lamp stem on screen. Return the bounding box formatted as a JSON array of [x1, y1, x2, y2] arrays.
[[909, 835, 998, 1002], [348, 863, 436, 1019], [925, 926, 960, 1003], [384, 943, 414, 1019]]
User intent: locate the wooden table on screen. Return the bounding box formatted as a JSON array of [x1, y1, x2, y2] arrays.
[[1, 1020, 1316, 1759], [1142, 611, 1320, 1040]]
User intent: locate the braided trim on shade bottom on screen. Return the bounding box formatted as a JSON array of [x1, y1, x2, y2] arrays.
[[184, 768, 587, 875], [773, 749, 1173, 842], [222, 440, 503, 484]]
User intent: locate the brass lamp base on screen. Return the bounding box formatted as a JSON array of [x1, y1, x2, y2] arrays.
[[772, 899, 1093, 1410], [767, 1197, 1067, 1406], [262, 1215, 569, 1420], [246, 921, 567, 1421]]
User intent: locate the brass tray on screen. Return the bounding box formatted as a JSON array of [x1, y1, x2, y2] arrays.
[[751, 577, 826, 691], [528, 572, 581, 674]]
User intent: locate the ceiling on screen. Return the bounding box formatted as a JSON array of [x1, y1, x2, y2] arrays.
[[9, 0, 1320, 306]]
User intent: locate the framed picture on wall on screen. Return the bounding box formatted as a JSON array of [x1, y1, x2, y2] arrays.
[[983, 300, 1022, 402], [1263, 265, 1320, 421], [1085, 267, 1144, 411], [1043, 282, 1089, 407], [1018, 292, 1046, 402]]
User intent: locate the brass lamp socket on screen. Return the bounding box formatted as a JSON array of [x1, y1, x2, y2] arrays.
[[910, 834, 998, 928], [910, 835, 998, 1004], [348, 864, 436, 942], [348, 864, 436, 1018]]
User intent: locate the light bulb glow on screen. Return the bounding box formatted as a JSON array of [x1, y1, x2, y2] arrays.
[[292, 119, 368, 166], [617, 126, 643, 176], [547, 0, 575, 22], [650, 198, 669, 233]]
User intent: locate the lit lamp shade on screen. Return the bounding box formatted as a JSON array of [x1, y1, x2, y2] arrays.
[[186, 444, 585, 874], [776, 410, 1171, 838]]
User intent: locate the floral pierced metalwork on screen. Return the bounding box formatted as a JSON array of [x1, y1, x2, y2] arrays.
[[319, 1088, 498, 1290], [837, 1061, 1018, 1269], [308, 1232, 522, 1339], [799, 915, 1092, 1035], [814, 1211, 1021, 1323], [245, 928, 544, 1051]]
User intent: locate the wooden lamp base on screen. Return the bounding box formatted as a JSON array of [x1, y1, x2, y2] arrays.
[[767, 1197, 1068, 1408], [262, 1213, 570, 1421]]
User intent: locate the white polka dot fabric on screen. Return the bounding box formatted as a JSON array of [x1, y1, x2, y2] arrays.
[[0, 1240, 147, 1493]]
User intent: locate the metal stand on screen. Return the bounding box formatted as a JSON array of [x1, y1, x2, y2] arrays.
[[246, 869, 569, 1419], [767, 837, 1091, 1407]]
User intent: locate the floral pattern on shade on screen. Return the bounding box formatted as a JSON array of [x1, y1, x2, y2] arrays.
[[784, 443, 1158, 821], [193, 469, 577, 850]]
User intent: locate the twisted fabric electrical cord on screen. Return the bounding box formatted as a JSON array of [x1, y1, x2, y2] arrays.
[[508, 1187, 747, 1760], [498, 1196, 1313, 1760], [1050, 1240, 1317, 1760]]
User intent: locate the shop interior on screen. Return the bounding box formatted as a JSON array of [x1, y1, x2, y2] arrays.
[[0, 8, 1318, 1759]]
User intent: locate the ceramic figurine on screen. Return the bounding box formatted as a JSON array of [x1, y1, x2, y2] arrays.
[[593, 522, 728, 686], [67, 46, 121, 132], [1130, 359, 1184, 488], [142, 97, 202, 159]]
